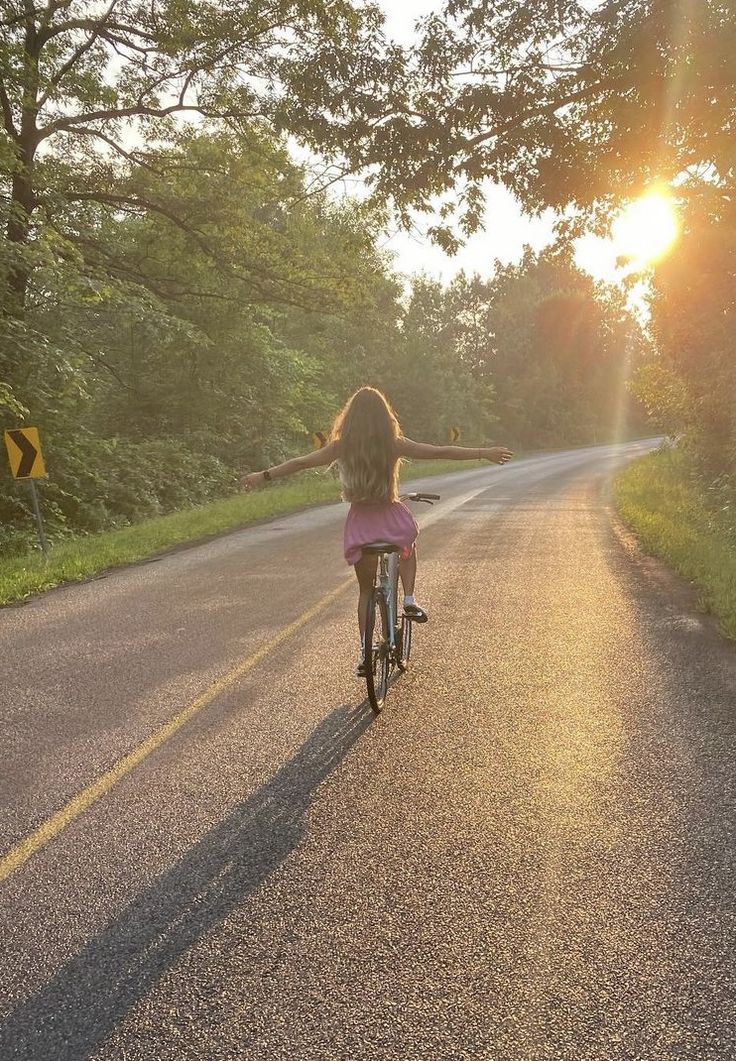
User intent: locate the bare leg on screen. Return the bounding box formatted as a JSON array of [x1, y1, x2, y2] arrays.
[[354, 554, 378, 642], [399, 546, 417, 597]]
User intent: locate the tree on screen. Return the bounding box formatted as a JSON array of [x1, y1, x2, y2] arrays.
[[0, 0, 394, 309], [348, 1, 736, 241], [436, 248, 649, 447], [636, 186, 736, 479], [77, 127, 395, 461]]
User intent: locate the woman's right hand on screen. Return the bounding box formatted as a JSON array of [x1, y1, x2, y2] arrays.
[[241, 472, 265, 491], [484, 447, 513, 465]]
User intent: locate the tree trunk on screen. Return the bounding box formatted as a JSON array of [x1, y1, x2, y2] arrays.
[[4, 18, 40, 313], [6, 159, 37, 310]]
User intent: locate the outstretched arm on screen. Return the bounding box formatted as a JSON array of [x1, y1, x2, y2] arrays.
[[241, 440, 339, 490], [397, 437, 513, 464]]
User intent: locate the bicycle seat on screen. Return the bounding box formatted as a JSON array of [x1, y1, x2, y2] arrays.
[[361, 541, 402, 555]]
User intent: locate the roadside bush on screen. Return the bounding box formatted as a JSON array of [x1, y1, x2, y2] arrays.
[[0, 429, 236, 555]]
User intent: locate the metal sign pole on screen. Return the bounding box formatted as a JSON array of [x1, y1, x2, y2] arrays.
[[28, 479, 49, 559]]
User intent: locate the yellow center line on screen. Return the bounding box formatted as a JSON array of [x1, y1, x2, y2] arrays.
[[0, 578, 353, 884]]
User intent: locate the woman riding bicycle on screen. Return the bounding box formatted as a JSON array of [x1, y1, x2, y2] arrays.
[[242, 386, 512, 674]]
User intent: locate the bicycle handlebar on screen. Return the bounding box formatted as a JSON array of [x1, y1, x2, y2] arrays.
[[401, 492, 441, 504]]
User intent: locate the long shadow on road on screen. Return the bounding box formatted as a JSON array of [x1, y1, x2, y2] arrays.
[[1, 701, 374, 1061]]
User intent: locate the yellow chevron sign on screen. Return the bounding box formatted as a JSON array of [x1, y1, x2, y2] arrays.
[[4, 427, 46, 479], [313, 431, 328, 449], [450, 427, 461, 443]]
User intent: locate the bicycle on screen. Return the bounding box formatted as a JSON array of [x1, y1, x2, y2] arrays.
[[361, 492, 440, 713]]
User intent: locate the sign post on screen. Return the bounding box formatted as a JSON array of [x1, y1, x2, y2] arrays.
[[27, 480, 49, 558], [4, 427, 49, 559]]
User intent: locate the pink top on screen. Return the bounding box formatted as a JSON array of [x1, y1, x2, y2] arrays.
[[343, 501, 419, 566]]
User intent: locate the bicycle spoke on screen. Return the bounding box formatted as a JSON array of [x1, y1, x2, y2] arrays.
[[365, 589, 390, 713]]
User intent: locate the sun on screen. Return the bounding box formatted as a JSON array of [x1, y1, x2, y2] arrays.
[[612, 189, 679, 267]]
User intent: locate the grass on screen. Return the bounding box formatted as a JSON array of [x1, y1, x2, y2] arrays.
[[0, 458, 487, 606], [614, 446, 736, 640]]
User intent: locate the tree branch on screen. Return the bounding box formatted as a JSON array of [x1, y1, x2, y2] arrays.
[[454, 75, 624, 162], [290, 164, 360, 206], [40, 99, 257, 139], [83, 346, 131, 388], [101, 259, 249, 306], [37, 16, 156, 46], [36, 0, 119, 110], [64, 126, 166, 174], [38, 0, 72, 30], [62, 190, 335, 304], [0, 6, 41, 31]]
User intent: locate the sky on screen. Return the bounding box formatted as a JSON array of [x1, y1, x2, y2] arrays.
[[375, 0, 616, 286]]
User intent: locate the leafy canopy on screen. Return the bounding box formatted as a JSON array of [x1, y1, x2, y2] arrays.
[[343, 0, 736, 243]]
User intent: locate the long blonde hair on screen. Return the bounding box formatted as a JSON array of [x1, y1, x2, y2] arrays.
[[330, 386, 401, 503]]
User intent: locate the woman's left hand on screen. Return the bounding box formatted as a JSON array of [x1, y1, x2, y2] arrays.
[[485, 447, 513, 464]]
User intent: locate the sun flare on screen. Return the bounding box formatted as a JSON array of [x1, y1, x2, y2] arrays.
[[612, 190, 678, 267]]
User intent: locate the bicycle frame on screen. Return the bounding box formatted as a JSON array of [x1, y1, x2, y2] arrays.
[[375, 551, 400, 657], [370, 491, 440, 660]]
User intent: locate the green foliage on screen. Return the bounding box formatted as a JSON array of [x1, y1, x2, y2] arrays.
[[0, 428, 236, 555], [615, 447, 736, 640], [351, 1, 736, 234], [425, 247, 650, 448], [390, 277, 497, 442], [637, 186, 736, 489]]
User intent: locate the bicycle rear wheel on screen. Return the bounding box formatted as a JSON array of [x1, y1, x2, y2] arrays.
[[365, 588, 390, 713]]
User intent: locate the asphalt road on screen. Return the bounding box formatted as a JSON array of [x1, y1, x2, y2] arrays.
[[1, 441, 735, 1061]]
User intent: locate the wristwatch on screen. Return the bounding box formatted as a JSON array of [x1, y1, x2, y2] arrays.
[[263, 469, 272, 482]]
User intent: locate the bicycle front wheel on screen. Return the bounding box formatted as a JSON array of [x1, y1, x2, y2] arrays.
[[365, 589, 390, 713]]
